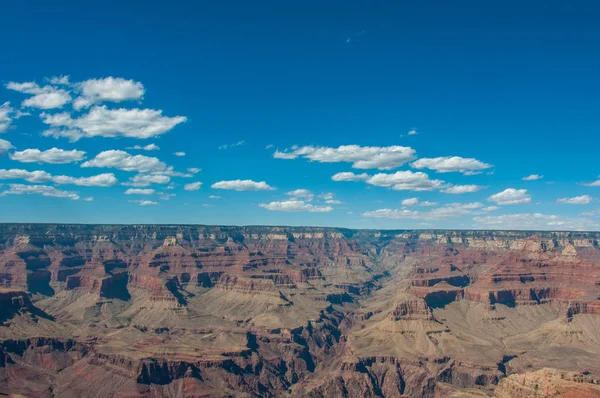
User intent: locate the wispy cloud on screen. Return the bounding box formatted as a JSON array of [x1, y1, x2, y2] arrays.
[[219, 140, 246, 150]]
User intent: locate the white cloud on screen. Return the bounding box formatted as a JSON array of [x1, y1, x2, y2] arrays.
[[410, 156, 492, 174], [401, 198, 419, 206], [6, 82, 71, 109], [0, 184, 82, 200], [52, 173, 118, 187], [211, 180, 275, 191], [362, 208, 416, 219], [129, 199, 158, 206], [81, 150, 166, 173], [287, 189, 314, 201], [125, 188, 154, 195], [273, 150, 298, 160], [160, 169, 193, 178], [49, 76, 70, 85], [274, 145, 416, 170], [557, 195, 592, 205], [474, 213, 599, 231], [174, 151, 186, 157], [23, 91, 71, 109], [14, 110, 31, 119], [73, 77, 144, 109], [184, 182, 202, 191], [441, 184, 484, 194], [187, 168, 201, 174], [319, 192, 335, 200], [488, 188, 531, 205], [10, 148, 86, 164], [331, 172, 370, 182], [0, 168, 117, 187], [366, 171, 444, 191], [407, 129, 417, 135], [0, 139, 13, 156], [219, 140, 245, 150], [482, 206, 499, 212], [209, 195, 220, 199], [522, 174, 543, 181], [582, 177, 600, 187], [401, 197, 438, 206], [260, 200, 333, 212], [157, 192, 175, 200], [0, 102, 14, 132], [41, 105, 186, 141], [363, 202, 484, 220], [129, 143, 159, 151], [0, 169, 52, 183], [126, 173, 170, 187]]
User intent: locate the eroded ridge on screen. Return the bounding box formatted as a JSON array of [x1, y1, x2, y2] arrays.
[[0, 225, 599, 397]]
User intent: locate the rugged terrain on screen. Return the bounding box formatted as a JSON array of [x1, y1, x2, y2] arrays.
[[0, 224, 599, 397]]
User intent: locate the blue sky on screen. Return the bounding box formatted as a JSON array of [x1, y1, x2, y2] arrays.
[[1, 0, 599, 230]]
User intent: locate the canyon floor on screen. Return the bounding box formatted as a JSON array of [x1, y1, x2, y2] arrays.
[[1, 224, 600, 397]]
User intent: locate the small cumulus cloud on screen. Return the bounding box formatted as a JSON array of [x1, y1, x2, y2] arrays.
[[72, 77, 144, 110], [522, 174, 543, 181], [10, 148, 86, 164], [363, 202, 485, 220], [441, 185, 484, 194], [557, 195, 592, 205], [0, 139, 14, 156], [366, 171, 443, 191], [125, 188, 154, 195], [211, 179, 275, 191], [411, 156, 492, 175], [274, 144, 416, 170], [82, 150, 167, 173], [125, 173, 170, 187], [0, 102, 15, 132], [0, 169, 117, 187], [6, 81, 71, 109], [401, 198, 439, 207], [260, 200, 333, 213], [488, 188, 531, 205], [582, 177, 600, 187], [128, 143, 160, 151], [332, 172, 369, 182], [184, 182, 202, 191], [128, 199, 159, 206], [0, 184, 84, 201], [287, 189, 314, 201], [41, 106, 186, 142]]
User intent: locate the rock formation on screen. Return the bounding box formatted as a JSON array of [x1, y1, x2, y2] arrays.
[[0, 224, 599, 397]]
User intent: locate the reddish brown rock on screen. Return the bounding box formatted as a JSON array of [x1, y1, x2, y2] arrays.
[[0, 225, 599, 397]]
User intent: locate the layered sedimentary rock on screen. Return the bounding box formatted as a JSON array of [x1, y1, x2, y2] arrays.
[[494, 368, 600, 397], [0, 225, 599, 397]]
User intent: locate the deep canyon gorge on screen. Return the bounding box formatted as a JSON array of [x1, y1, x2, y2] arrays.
[[1, 224, 600, 397]]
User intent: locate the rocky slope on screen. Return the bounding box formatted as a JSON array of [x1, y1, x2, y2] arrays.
[[0, 224, 599, 397]]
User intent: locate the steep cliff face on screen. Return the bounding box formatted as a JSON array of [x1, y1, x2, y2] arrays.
[[0, 224, 599, 397]]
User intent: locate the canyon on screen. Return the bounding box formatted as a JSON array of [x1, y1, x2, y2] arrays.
[[0, 224, 600, 397]]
